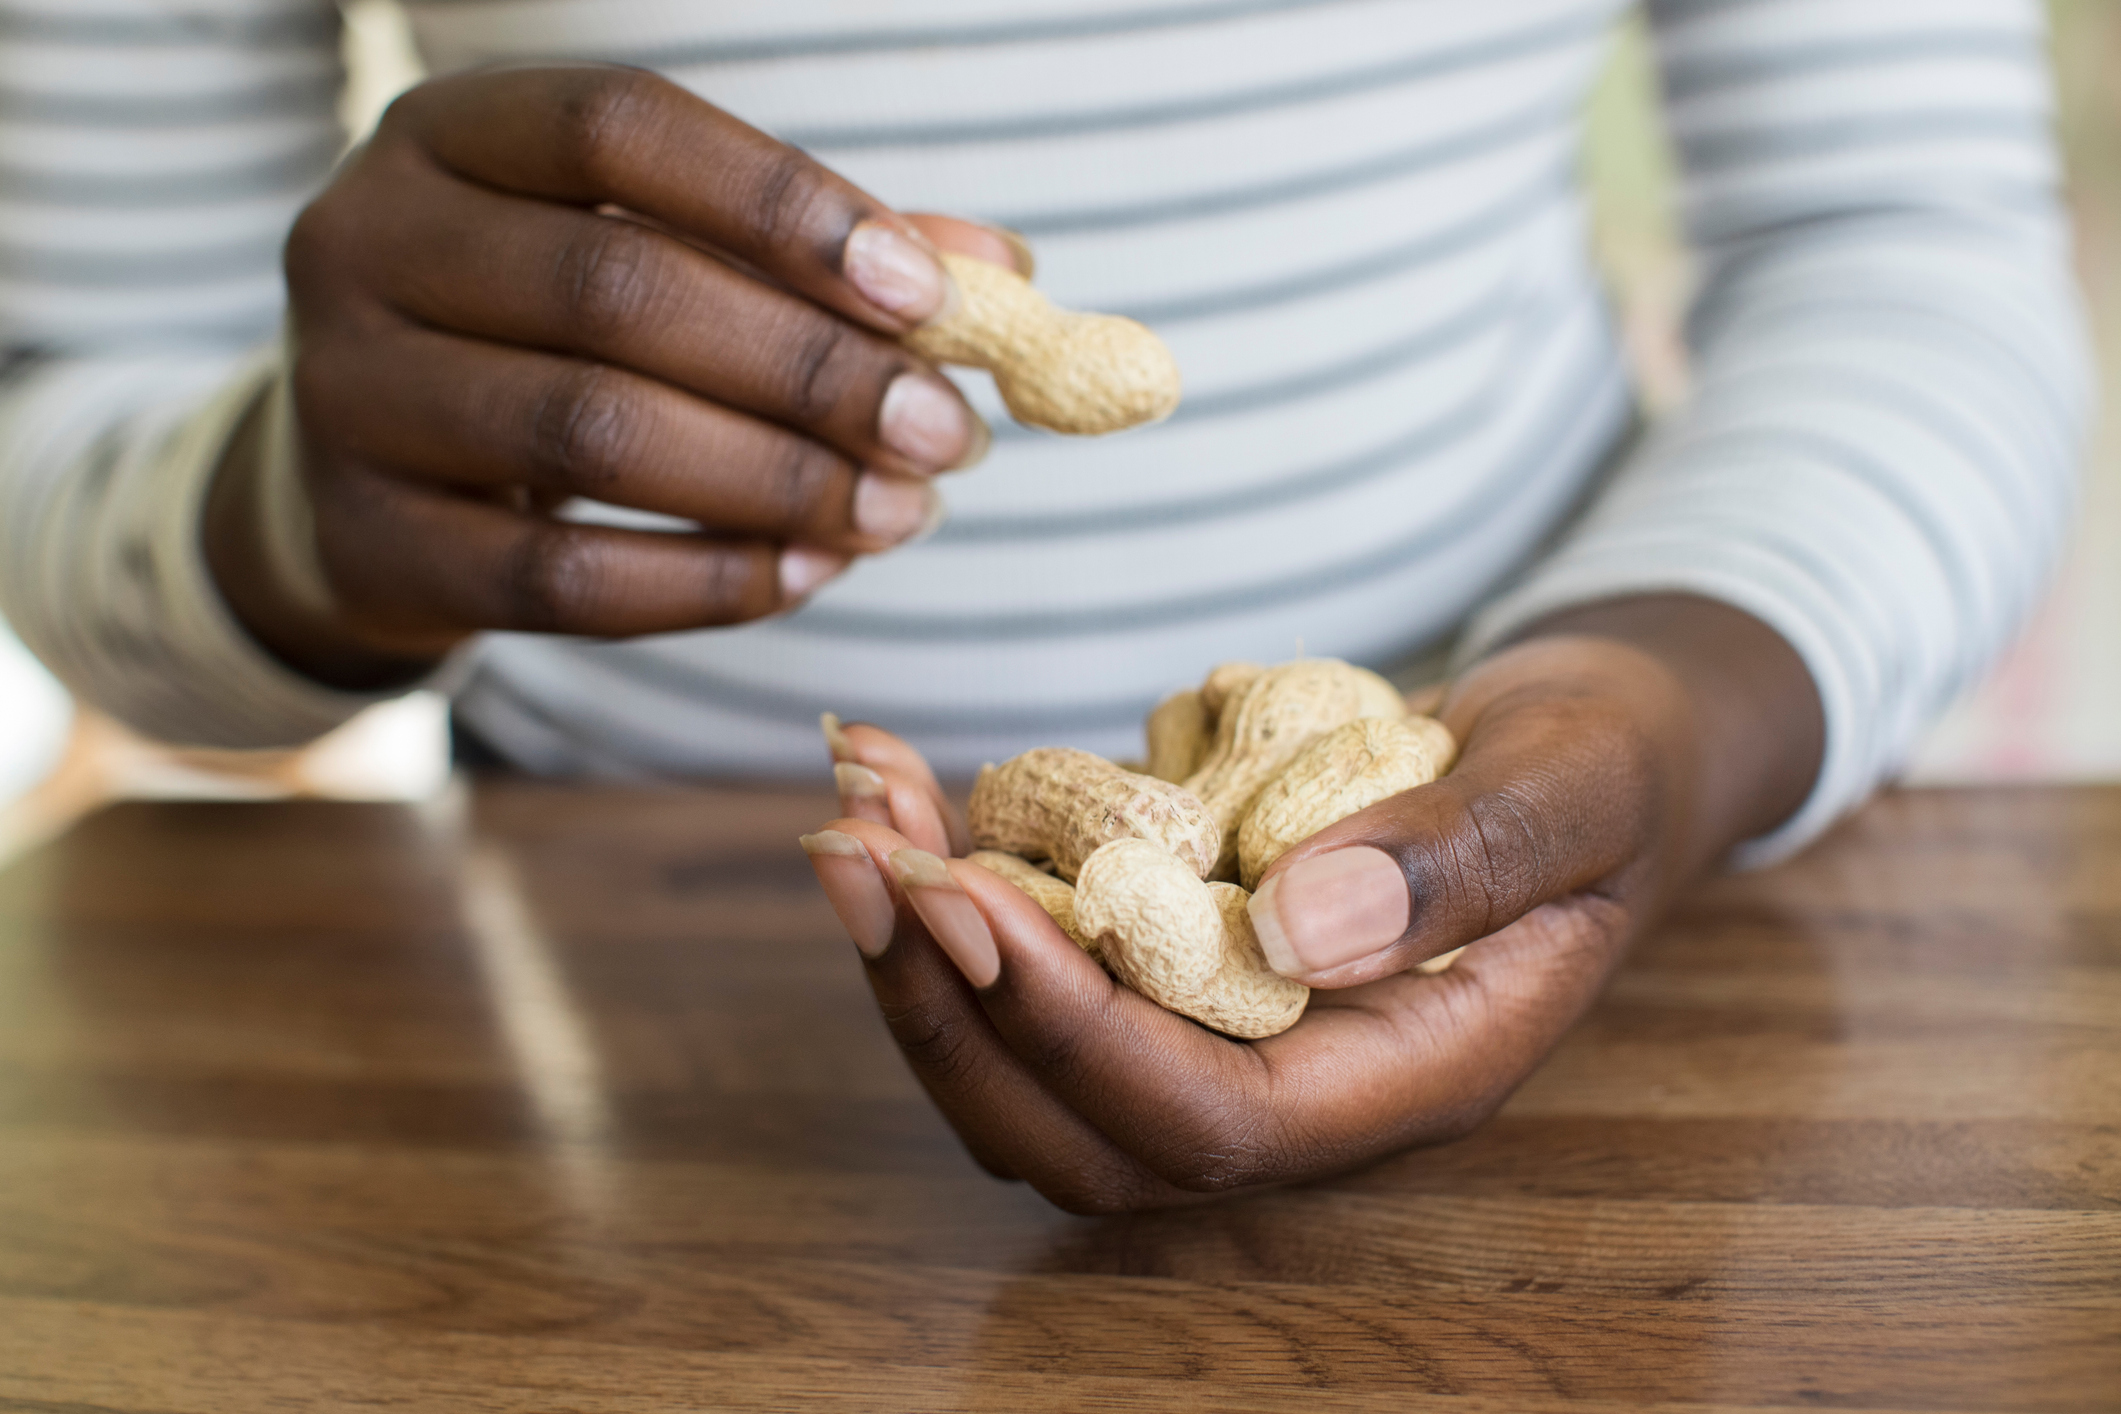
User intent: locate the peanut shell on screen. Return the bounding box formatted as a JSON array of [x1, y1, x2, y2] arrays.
[[1237, 715, 1456, 888], [1183, 659, 1409, 879], [1074, 838, 1308, 1039], [969, 747, 1218, 882], [1143, 689, 1213, 784], [904, 252, 1180, 436], [967, 849, 1095, 959]]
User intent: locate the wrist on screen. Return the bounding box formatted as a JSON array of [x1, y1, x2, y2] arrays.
[[1457, 593, 1825, 880]]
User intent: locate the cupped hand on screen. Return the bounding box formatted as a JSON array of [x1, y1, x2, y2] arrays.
[[804, 597, 1823, 1210], [212, 66, 1025, 686]]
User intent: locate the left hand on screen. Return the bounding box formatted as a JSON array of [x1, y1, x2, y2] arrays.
[[803, 595, 1823, 1211]]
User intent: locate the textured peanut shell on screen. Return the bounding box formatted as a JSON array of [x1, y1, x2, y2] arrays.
[[1183, 659, 1409, 879], [1143, 690, 1213, 784], [1199, 661, 1266, 717], [968, 850, 1096, 960], [903, 252, 1181, 436], [1074, 838, 1309, 1039], [969, 747, 1219, 882], [1237, 716, 1456, 889]]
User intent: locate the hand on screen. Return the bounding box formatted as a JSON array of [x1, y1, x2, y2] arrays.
[[804, 596, 1823, 1210], [207, 66, 1019, 687]]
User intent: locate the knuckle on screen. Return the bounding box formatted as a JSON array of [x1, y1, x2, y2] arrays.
[[1152, 1103, 1282, 1193], [530, 364, 637, 491], [884, 1001, 982, 1088], [1012, 1019, 1098, 1096], [759, 437, 842, 531], [502, 526, 598, 632], [551, 67, 662, 185], [694, 543, 765, 621], [283, 197, 353, 293], [1458, 787, 1549, 929], [371, 82, 428, 143], [555, 219, 663, 345], [775, 314, 865, 424], [737, 145, 831, 253]]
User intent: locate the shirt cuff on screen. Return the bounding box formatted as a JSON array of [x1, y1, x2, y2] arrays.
[[129, 347, 452, 748]]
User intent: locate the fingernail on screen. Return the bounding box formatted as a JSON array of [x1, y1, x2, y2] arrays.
[[801, 830, 894, 958], [952, 412, 991, 471], [780, 545, 849, 601], [820, 711, 856, 763], [853, 472, 946, 544], [1248, 846, 1409, 977], [890, 848, 999, 987], [880, 373, 977, 470], [991, 226, 1037, 278], [844, 220, 948, 322], [834, 761, 885, 802]]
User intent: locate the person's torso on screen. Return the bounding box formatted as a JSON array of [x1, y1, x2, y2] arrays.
[[417, 0, 1637, 776]]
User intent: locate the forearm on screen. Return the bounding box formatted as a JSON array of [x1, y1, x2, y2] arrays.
[[0, 351, 403, 749]]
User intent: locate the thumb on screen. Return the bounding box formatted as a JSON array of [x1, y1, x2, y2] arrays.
[[1247, 674, 1665, 989]]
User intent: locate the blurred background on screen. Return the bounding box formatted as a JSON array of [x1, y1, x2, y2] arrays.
[[2, 0, 2114, 860]]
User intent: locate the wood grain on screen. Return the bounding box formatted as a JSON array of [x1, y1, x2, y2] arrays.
[[0, 783, 2115, 1412]]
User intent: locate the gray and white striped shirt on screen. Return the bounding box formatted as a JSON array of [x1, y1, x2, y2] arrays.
[[0, 0, 2091, 864]]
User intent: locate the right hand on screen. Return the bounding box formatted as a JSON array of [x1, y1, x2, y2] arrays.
[[216, 66, 1006, 685]]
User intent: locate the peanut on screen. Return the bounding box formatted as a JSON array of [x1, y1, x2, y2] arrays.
[[1143, 660, 1274, 784], [1143, 689, 1212, 784], [1183, 658, 1409, 879], [1237, 715, 1456, 888], [968, 746, 1218, 882], [904, 252, 1182, 436], [1199, 660, 1266, 717], [966, 849, 1093, 958], [1073, 838, 1308, 1038]]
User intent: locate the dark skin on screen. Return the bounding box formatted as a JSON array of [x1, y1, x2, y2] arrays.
[[809, 595, 1823, 1211], [198, 66, 1827, 1210], [204, 66, 1021, 690]]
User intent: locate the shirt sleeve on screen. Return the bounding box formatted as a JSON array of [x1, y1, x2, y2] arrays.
[[1457, 0, 2095, 866], [0, 0, 411, 748]]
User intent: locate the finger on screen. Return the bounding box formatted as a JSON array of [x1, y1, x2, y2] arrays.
[[804, 822, 1186, 1208], [340, 164, 983, 478], [954, 852, 1628, 1192], [936, 857, 1301, 1192], [825, 745, 949, 855], [298, 328, 946, 555], [831, 763, 896, 830], [391, 67, 955, 333], [796, 824, 1017, 1180], [823, 718, 969, 856], [905, 215, 1034, 276], [1249, 676, 1660, 990], [312, 465, 845, 645]]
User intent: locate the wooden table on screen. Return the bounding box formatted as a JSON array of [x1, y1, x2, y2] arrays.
[[0, 782, 2114, 1412]]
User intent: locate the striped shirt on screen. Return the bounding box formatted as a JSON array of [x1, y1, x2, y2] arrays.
[[0, 0, 2091, 864]]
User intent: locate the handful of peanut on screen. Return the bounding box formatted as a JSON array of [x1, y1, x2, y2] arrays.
[[966, 658, 1458, 1039]]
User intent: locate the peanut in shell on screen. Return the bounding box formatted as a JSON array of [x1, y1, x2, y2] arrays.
[[1073, 837, 1308, 1039], [969, 747, 1219, 882], [1237, 715, 1457, 888]]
